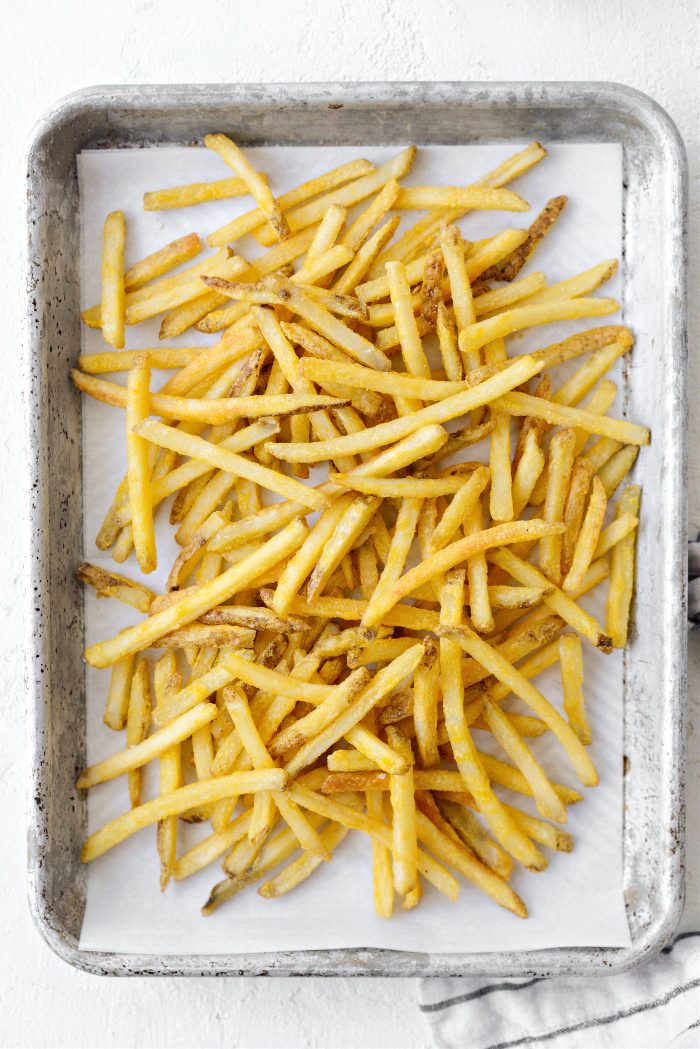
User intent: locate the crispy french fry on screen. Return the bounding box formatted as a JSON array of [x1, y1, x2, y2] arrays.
[[495, 391, 650, 446], [480, 195, 567, 282], [204, 134, 288, 240], [85, 520, 308, 668], [100, 210, 126, 348], [386, 727, 418, 897], [606, 485, 641, 648], [539, 429, 576, 584], [72, 369, 347, 425], [459, 298, 620, 358], [144, 177, 256, 209], [125, 356, 157, 574], [558, 633, 590, 745], [254, 147, 416, 248], [482, 698, 566, 822], [563, 476, 607, 592], [439, 621, 598, 787], [82, 769, 288, 862], [396, 185, 529, 212], [268, 355, 544, 463]]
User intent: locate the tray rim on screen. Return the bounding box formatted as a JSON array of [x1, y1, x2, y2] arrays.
[[25, 80, 688, 978]]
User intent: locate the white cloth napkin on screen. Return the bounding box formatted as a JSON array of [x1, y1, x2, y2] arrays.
[[418, 547, 700, 1049]]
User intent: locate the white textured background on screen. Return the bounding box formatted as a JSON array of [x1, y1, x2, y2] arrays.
[[4, 2, 699, 1046]]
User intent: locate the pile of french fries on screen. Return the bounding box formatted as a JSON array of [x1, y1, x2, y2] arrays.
[[73, 136, 647, 919]]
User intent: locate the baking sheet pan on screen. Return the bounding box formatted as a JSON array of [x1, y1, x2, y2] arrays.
[[25, 82, 687, 976]]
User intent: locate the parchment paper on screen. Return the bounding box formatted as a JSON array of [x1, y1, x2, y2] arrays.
[[77, 142, 632, 954]]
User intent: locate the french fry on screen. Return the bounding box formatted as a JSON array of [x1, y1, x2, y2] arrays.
[[71, 370, 346, 425], [100, 210, 126, 348], [126, 254, 250, 325], [495, 391, 650, 446], [540, 429, 576, 584], [525, 260, 619, 306], [270, 668, 371, 759], [268, 354, 544, 463], [437, 567, 544, 869], [594, 512, 639, 559], [78, 702, 217, 790], [480, 195, 567, 282], [203, 134, 288, 240], [597, 445, 639, 499], [606, 485, 641, 648], [82, 769, 288, 863], [363, 518, 563, 630], [459, 298, 619, 358], [76, 562, 154, 614], [561, 459, 595, 575], [125, 356, 157, 573], [439, 622, 598, 787], [254, 147, 416, 248], [436, 799, 514, 880], [435, 301, 463, 382], [85, 520, 307, 668], [307, 496, 380, 601], [512, 429, 546, 518], [489, 406, 514, 523], [489, 548, 611, 650], [134, 418, 328, 512], [206, 158, 373, 247], [144, 177, 256, 210], [285, 646, 425, 778], [558, 633, 590, 745], [103, 655, 135, 731], [79, 347, 206, 374], [361, 497, 422, 631], [124, 232, 203, 290], [395, 185, 529, 212], [386, 727, 418, 897], [124, 659, 151, 808], [332, 215, 401, 296], [367, 790, 394, 917], [415, 810, 526, 917], [552, 335, 632, 407], [287, 784, 459, 901], [299, 355, 483, 400], [152, 653, 182, 890], [563, 476, 607, 592], [482, 698, 567, 823]]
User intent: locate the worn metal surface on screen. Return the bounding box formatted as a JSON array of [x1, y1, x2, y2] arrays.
[[25, 82, 687, 978]]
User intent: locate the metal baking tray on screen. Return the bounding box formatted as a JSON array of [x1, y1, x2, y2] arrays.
[[25, 82, 687, 977]]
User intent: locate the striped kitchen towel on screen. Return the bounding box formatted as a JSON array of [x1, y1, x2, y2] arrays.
[[419, 933, 700, 1048], [419, 542, 698, 1048]]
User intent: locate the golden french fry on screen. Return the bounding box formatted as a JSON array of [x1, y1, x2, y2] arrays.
[[480, 195, 567, 282], [254, 147, 416, 248], [71, 369, 346, 425], [495, 391, 650, 446], [78, 702, 217, 790], [100, 210, 126, 348], [606, 485, 641, 648], [558, 633, 591, 745], [482, 698, 567, 823], [125, 356, 157, 574], [459, 298, 619, 358], [395, 185, 529, 212], [386, 727, 418, 898], [144, 177, 256, 209], [85, 520, 308, 668], [539, 429, 576, 584], [268, 354, 544, 463], [439, 621, 598, 788], [563, 476, 607, 592], [203, 133, 288, 240], [82, 769, 288, 862]]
